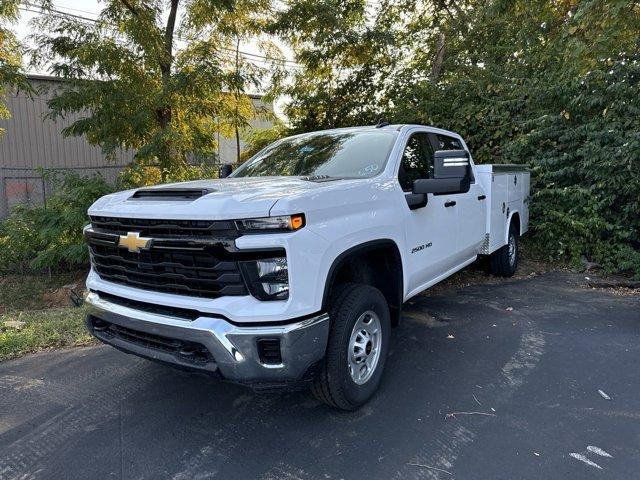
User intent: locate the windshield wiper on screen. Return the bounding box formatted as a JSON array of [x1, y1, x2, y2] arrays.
[[300, 175, 342, 183]]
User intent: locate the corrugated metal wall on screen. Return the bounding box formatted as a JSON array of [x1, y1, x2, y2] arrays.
[[0, 77, 134, 169], [0, 75, 274, 216]]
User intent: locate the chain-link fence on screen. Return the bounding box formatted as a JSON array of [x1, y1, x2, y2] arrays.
[[0, 165, 126, 218]]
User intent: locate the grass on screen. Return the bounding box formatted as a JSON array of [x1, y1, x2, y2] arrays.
[[0, 307, 96, 362], [0, 272, 97, 362], [0, 271, 85, 312]]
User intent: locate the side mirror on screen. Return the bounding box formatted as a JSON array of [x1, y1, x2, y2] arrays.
[[219, 164, 233, 178], [433, 149, 471, 179], [412, 149, 472, 195]]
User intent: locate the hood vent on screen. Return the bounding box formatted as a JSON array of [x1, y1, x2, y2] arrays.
[[130, 188, 213, 201]]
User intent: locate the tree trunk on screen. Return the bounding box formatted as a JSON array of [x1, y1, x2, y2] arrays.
[[157, 0, 180, 176], [234, 36, 241, 164], [430, 32, 446, 83]]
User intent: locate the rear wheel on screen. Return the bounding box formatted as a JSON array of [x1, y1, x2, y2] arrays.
[[490, 222, 519, 277], [311, 283, 390, 410]]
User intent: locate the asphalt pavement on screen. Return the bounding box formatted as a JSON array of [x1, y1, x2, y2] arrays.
[[1, 271, 639, 479]]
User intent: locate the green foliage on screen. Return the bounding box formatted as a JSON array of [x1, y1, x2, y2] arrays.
[[269, 0, 401, 131], [118, 162, 219, 186], [274, 0, 640, 276], [0, 172, 117, 272]]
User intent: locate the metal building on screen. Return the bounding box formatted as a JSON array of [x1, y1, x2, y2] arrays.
[[0, 74, 273, 216]]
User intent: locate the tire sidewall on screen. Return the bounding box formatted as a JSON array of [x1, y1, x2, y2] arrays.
[[507, 224, 519, 274], [334, 288, 390, 407]]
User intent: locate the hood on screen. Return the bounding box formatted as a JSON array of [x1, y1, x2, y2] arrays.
[[88, 177, 338, 220]]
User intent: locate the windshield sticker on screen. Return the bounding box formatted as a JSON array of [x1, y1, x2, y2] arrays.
[[358, 164, 379, 176]]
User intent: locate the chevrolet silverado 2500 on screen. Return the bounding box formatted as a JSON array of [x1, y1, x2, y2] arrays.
[[84, 124, 529, 410]]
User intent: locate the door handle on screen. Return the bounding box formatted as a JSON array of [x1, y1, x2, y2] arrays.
[[477, 195, 486, 201], [444, 201, 456, 208]]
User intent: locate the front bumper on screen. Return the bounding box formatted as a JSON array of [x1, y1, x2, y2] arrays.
[[85, 292, 330, 388]]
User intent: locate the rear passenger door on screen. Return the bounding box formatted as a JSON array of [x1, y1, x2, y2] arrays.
[[430, 133, 486, 259], [399, 132, 459, 293]]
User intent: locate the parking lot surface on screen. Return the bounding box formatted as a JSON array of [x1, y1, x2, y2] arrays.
[[1, 271, 639, 479]]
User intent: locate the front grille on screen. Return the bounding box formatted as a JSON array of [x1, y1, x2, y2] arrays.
[[88, 216, 248, 298], [90, 316, 214, 365], [89, 243, 248, 298], [90, 216, 238, 238]]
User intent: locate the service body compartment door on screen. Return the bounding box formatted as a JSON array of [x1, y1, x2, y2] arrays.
[[456, 181, 486, 258], [508, 172, 521, 203], [489, 174, 509, 252]]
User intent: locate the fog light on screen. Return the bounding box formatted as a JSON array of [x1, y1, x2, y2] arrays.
[[240, 257, 289, 300]]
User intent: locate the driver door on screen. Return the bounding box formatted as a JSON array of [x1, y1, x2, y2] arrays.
[[399, 132, 459, 293]]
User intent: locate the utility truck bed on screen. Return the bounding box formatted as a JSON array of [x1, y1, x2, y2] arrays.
[[476, 165, 530, 255]]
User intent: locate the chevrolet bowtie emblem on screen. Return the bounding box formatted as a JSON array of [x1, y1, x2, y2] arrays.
[[118, 232, 153, 253]]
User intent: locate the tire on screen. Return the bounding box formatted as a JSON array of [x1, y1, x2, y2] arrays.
[[490, 222, 519, 277], [311, 283, 391, 410]]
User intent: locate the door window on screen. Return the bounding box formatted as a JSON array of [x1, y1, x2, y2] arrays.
[[434, 134, 462, 150], [398, 133, 434, 192]]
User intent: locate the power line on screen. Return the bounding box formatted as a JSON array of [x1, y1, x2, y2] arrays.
[[19, 2, 304, 68]]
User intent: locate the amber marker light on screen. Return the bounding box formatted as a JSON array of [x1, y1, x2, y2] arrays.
[[290, 214, 305, 230]]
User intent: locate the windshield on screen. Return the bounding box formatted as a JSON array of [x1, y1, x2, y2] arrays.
[[231, 129, 398, 179]]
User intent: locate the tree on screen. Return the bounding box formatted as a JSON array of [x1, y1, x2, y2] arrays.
[[0, 0, 29, 136], [268, 0, 403, 132], [30, 0, 275, 177]]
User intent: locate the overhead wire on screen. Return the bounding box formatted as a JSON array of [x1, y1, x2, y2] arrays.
[[18, 2, 305, 69]]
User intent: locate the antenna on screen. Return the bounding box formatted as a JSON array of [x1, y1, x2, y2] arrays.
[[375, 118, 390, 128]]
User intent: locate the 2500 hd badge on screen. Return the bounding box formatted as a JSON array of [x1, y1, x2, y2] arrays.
[[411, 242, 433, 254]]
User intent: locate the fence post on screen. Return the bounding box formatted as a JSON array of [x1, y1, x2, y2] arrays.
[[0, 169, 6, 219], [42, 174, 47, 210]]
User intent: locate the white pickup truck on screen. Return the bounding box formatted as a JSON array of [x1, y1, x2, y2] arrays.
[[84, 124, 529, 410]]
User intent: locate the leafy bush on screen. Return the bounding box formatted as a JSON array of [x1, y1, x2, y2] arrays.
[[503, 59, 640, 276], [0, 172, 116, 272], [0, 163, 220, 273]]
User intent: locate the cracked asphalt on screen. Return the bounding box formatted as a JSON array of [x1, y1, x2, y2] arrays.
[[1, 271, 639, 479]]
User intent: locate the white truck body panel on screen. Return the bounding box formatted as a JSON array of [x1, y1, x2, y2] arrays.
[[476, 165, 530, 254]]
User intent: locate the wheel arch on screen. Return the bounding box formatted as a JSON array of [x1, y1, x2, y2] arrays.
[[322, 239, 404, 327], [506, 210, 522, 243]]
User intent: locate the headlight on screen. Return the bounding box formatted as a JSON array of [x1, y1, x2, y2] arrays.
[[236, 214, 305, 232], [240, 257, 289, 300]]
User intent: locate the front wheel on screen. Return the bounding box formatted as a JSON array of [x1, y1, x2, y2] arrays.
[[490, 222, 519, 277], [311, 283, 390, 410]]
